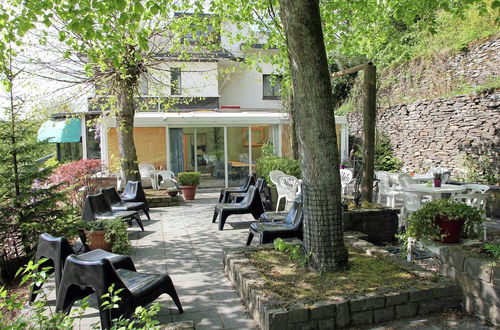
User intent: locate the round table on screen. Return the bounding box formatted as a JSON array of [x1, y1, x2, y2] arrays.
[[404, 184, 466, 201]]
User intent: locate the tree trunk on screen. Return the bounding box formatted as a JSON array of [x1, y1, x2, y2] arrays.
[[279, 0, 348, 271], [361, 63, 376, 202], [115, 79, 140, 182]]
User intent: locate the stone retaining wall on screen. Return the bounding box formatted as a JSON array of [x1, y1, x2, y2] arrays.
[[439, 245, 500, 326], [224, 235, 462, 330], [378, 35, 500, 104], [347, 89, 499, 176]]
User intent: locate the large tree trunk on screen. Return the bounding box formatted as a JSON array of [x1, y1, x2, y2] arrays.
[[361, 63, 376, 202], [279, 0, 348, 271], [115, 79, 140, 182]]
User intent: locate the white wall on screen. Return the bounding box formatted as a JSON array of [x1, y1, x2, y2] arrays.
[[219, 61, 281, 110], [143, 62, 218, 97]]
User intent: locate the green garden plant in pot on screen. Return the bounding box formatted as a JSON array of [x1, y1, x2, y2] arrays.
[[83, 219, 131, 254], [404, 199, 483, 244], [166, 187, 180, 197], [178, 172, 201, 200]]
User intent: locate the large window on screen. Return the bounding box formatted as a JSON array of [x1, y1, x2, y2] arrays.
[[263, 74, 282, 99], [170, 68, 181, 95]]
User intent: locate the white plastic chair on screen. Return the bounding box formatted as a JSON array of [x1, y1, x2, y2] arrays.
[[116, 169, 126, 191], [339, 169, 353, 195], [377, 173, 400, 208], [397, 173, 413, 188], [139, 164, 156, 189], [277, 175, 300, 212], [464, 184, 490, 194], [270, 170, 286, 211], [401, 192, 422, 226], [454, 192, 488, 240], [157, 170, 177, 190]]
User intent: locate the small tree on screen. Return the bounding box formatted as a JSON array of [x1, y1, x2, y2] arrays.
[[0, 27, 76, 283]]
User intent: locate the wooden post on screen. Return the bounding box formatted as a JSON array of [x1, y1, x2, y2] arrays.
[[361, 63, 376, 202]]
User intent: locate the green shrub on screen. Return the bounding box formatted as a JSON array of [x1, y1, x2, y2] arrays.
[[178, 172, 201, 186], [374, 134, 403, 173], [256, 156, 301, 186]]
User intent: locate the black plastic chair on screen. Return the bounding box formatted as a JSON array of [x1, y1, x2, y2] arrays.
[[29, 233, 135, 304], [246, 196, 303, 245], [228, 178, 265, 203], [121, 181, 150, 212], [212, 185, 265, 230], [101, 187, 151, 221], [218, 175, 255, 203], [83, 193, 144, 231], [56, 255, 183, 329]]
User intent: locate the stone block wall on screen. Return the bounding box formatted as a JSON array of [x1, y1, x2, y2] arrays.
[[440, 245, 500, 326], [347, 89, 499, 175], [379, 35, 500, 104]]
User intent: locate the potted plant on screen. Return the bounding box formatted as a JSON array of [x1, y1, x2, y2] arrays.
[[166, 187, 179, 197], [403, 199, 484, 244], [178, 172, 201, 200], [83, 219, 132, 254], [433, 172, 442, 187]]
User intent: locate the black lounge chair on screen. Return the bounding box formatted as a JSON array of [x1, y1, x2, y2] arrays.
[[101, 187, 151, 220], [83, 193, 144, 231], [29, 233, 135, 304], [246, 196, 303, 245], [56, 255, 183, 329], [228, 178, 265, 203], [218, 175, 255, 203], [121, 181, 150, 212], [212, 185, 265, 230]]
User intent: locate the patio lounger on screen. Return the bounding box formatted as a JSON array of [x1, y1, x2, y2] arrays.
[[120, 181, 150, 212], [83, 193, 144, 231], [212, 185, 265, 230], [56, 255, 183, 329], [100, 187, 151, 220], [29, 233, 135, 304], [246, 195, 303, 245], [218, 174, 255, 203]]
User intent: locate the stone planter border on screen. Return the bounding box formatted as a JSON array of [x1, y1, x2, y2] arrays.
[[439, 245, 500, 326], [224, 234, 462, 330], [146, 196, 180, 208]]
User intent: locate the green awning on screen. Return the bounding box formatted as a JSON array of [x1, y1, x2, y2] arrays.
[[37, 118, 82, 143]]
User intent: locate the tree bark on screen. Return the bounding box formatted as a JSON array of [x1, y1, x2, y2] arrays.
[[279, 0, 348, 271], [115, 79, 140, 182], [361, 63, 376, 202]]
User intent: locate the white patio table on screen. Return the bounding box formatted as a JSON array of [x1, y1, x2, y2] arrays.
[[404, 184, 466, 201]]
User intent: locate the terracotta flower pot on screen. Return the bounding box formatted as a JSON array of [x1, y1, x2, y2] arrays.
[[167, 190, 179, 197], [433, 178, 442, 187], [180, 185, 197, 200], [436, 216, 464, 244], [84, 230, 112, 251]]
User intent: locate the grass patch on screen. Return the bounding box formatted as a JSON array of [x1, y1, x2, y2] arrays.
[[248, 247, 436, 304]]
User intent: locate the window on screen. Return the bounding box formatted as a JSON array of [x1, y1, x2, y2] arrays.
[[263, 74, 282, 99], [171, 68, 181, 95]]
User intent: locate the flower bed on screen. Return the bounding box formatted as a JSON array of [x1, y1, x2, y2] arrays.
[[223, 233, 462, 330]]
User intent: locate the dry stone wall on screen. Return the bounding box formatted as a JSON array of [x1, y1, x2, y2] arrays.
[[378, 35, 500, 105], [348, 89, 499, 175]]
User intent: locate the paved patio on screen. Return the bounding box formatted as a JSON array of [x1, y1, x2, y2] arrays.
[[37, 189, 497, 329], [74, 189, 259, 329]]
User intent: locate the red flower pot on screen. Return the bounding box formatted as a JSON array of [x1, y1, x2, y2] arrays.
[[436, 216, 464, 243], [180, 185, 197, 200], [433, 178, 442, 187], [167, 190, 179, 197]]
